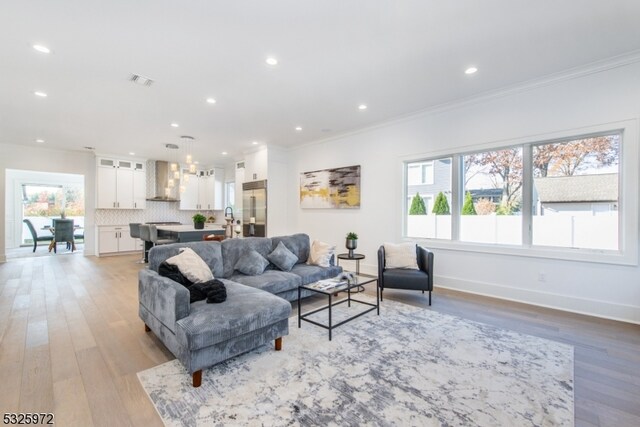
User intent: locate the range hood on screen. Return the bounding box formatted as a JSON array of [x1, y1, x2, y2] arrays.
[[146, 160, 180, 202]]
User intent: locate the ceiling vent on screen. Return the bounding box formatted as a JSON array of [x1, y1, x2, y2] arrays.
[[129, 73, 154, 87]]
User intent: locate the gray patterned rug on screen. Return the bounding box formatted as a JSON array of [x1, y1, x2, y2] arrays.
[[138, 296, 574, 426]]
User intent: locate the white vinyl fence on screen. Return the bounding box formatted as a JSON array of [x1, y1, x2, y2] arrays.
[[407, 214, 617, 250]]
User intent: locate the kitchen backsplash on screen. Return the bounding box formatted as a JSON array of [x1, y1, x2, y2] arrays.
[[95, 203, 223, 226], [95, 159, 223, 226]]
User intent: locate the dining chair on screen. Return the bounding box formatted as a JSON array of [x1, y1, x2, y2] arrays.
[[23, 219, 54, 252], [52, 219, 75, 253]]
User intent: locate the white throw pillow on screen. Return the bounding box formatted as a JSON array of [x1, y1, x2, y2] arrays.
[[384, 242, 419, 269], [165, 247, 214, 283], [308, 240, 335, 268]]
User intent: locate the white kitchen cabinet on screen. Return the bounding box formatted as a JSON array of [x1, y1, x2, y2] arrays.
[[96, 158, 146, 209], [243, 149, 267, 182], [133, 169, 146, 209], [98, 225, 137, 254], [180, 168, 223, 210]]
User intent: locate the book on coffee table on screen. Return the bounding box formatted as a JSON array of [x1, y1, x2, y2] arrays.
[[309, 278, 347, 290]]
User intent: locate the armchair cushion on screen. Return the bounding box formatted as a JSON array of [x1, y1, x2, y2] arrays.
[[382, 269, 430, 291], [383, 242, 419, 269]]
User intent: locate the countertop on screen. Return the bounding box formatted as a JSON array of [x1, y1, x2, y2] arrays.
[[156, 224, 226, 232]]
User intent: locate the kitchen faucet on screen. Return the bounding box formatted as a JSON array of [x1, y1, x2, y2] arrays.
[[224, 206, 234, 220]]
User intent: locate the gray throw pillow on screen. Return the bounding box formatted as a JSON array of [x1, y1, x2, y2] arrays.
[[234, 249, 270, 276], [267, 241, 299, 272]]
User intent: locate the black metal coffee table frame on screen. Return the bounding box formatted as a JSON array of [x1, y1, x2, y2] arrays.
[[298, 275, 379, 340]]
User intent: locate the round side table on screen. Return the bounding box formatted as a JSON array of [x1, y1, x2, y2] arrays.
[[337, 253, 366, 292]]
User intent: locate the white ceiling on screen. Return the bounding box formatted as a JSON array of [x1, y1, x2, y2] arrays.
[[1, 0, 640, 165]]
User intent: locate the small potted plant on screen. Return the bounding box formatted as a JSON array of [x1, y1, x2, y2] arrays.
[[193, 213, 206, 230], [345, 232, 358, 257]]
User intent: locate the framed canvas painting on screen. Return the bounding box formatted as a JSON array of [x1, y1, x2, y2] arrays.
[[300, 165, 361, 208]]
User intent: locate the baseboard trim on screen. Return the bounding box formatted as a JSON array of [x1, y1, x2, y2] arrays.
[[435, 275, 640, 325]]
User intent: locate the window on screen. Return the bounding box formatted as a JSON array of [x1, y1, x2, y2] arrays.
[[22, 183, 85, 245], [225, 181, 235, 209], [532, 134, 619, 250], [407, 161, 434, 185], [461, 148, 523, 245], [406, 157, 452, 239], [403, 130, 626, 257]]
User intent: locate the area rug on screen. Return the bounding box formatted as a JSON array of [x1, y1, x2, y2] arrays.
[[137, 297, 574, 426]]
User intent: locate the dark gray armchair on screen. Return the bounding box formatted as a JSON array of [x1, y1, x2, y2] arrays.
[[377, 244, 434, 305]]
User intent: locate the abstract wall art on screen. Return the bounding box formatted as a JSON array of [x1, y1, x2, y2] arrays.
[[300, 165, 361, 209]]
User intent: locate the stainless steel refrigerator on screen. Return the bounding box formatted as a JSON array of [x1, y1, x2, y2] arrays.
[[242, 180, 267, 237]]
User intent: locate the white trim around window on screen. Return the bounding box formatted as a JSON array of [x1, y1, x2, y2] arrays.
[[400, 119, 639, 266]]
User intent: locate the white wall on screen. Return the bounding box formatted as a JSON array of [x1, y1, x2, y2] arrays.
[[0, 144, 97, 260], [286, 60, 640, 324]]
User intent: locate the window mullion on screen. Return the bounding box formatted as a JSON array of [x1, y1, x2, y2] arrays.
[[522, 144, 533, 246], [451, 154, 462, 241]]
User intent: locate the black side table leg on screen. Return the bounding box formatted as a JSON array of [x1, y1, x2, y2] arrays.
[[297, 286, 301, 328], [328, 293, 332, 341]]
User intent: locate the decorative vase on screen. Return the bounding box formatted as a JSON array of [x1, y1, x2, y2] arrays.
[[345, 238, 357, 257], [194, 221, 205, 230]]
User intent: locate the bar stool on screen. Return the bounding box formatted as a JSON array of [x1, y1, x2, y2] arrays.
[[139, 224, 152, 263], [149, 224, 178, 246], [129, 223, 145, 263]]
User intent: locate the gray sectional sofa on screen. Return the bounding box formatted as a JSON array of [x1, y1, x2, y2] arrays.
[[138, 233, 342, 386]]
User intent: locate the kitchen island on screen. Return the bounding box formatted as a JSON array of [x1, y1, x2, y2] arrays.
[[157, 224, 225, 243]]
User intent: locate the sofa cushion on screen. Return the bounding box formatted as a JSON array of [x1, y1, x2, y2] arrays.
[[290, 263, 343, 285], [267, 241, 298, 272], [176, 281, 291, 351], [149, 242, 224, 278], [383, 242, 418, 269], [228, 270, 302, 295], [271, 233, 310, 264], [221, 237, 273, 278], [234, 249, 270, 276], [165, 247, 214, 283], [308, 240, 335, 268]]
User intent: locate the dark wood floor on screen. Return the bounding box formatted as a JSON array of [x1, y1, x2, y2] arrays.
[[0, 253, 638, 426]]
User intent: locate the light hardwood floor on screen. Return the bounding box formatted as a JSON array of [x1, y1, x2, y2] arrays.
[[0, 253, 638, 426]]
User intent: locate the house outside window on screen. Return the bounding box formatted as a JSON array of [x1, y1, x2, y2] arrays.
[[406, 158, 452, 239], [407, 161, 435, 185], [532, 135, 619, 250]]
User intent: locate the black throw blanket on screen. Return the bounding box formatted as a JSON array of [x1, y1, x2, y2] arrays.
[[158, 262, 227, 303]]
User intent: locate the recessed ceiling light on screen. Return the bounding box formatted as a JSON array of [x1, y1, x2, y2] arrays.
[[34, 91, 47, 97], [194, 161, 199, 165], [465, 67, 478, 75], [129, 152, 135, 155], [35, 139, 45, 143], [265, 57, 278, 66], [358, 104, 367, 110], [170, 123, 179, 128], [33, 44, 50, 54], [221, 151, 228, 155], [252, 141, 259, 145], [295, 127, 302, 131], [206, 98, 216, 104]]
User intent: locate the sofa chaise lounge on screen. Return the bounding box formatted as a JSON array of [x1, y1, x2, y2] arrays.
[[138, 233, 342, 386]]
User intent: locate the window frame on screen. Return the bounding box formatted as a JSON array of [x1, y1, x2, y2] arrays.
[[401, 120, 638, 266]]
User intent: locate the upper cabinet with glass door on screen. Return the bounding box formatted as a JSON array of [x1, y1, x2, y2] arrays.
[[96, 158, 146, 209]]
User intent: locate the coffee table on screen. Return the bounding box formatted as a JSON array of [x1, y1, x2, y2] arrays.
[[298, 275, 379, 340]]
